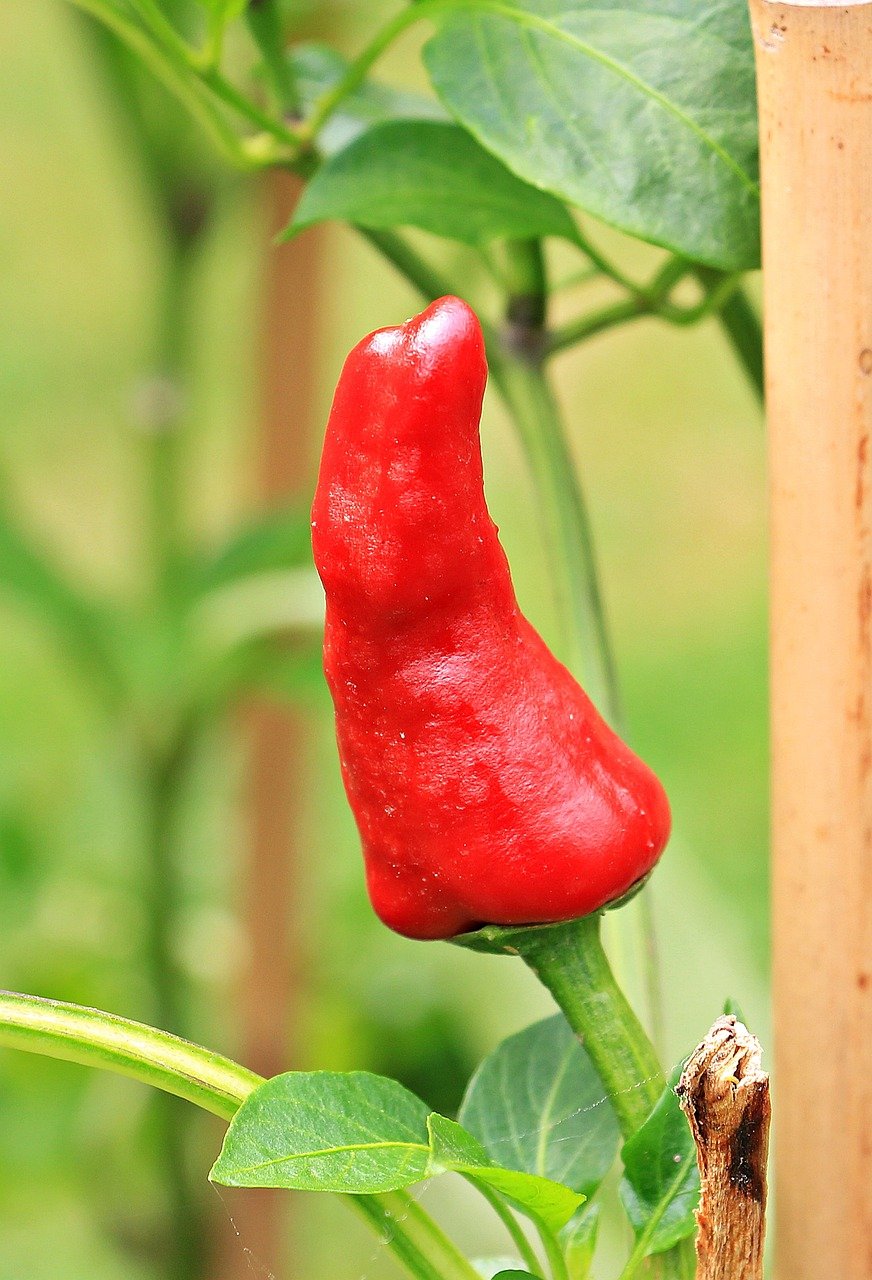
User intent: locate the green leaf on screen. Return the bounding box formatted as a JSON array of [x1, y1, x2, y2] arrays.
[[197, 0, 247, 19], [723, 997, 748, 1023], [210, 1071, 431, 1193], [459, 1014, 620, 1197], [428, 1114, 583, 1234], [424, 0, 759, 270], [493, 1273, 540, 1279], [619, 1072, 699, 1255], [291, 42, 446, 157], [287, 119, 578, 246], [191, 507, 312, 597], [562, 1204, 600, 1280]]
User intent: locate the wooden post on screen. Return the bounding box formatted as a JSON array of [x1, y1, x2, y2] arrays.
[[749, 4, 872, 1277]]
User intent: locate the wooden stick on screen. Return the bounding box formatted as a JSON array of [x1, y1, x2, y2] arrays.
[[748, 3, 872, 1278], [677, 1017, 770, 1280]]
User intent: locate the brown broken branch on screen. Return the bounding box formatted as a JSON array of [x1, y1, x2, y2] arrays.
[[676, 1016, 771, 1280]]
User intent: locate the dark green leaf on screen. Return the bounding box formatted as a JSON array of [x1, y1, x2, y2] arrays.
[[211, 1071, 431, 1193], [459, 1014, 620, 1197], [619, 1072, 699, 1255], [562, 1204, 600, 1279], [292, 43, 446, 157], [288, 120, 578, 246], [493, 1273, 540, 1279], [428, 1114, 583, 1234], [424, 0, 759, 270]]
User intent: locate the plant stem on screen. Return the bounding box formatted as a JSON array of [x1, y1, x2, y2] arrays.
[[138, 225, 205, 1280], [296, 2, 446, 143], [465, 1178, 544, 1276], [141, 732, 207, 1280], [455, 918, 696, 1278], [535, 1221, 571, 1280], [359, 228, 460, 312], [506, 917, 664, 1139], [545, 297, 649, 359], [65, 0, 250, 164], [0, 992, 260, 1119], [489, 353, 621, 722], [246, 0, 302, 118], [353, 1191, 483, 1280], [0, 995, 480, 1280]]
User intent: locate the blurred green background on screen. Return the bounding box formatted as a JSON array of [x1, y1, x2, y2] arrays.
[[0, 3, 767, 1277]]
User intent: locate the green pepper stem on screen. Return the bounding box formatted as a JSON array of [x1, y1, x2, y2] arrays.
[[505, 917, 665, 1139]]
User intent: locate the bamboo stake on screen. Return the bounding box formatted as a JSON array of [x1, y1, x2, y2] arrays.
[[677, 1017, 770, 1280], [749, 4, 872, 1278]]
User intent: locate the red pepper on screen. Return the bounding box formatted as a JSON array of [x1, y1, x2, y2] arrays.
[[311, 296, 670, 940]]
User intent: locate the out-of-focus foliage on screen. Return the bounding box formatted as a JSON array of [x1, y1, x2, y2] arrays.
[[0, 2, 767, 1278]]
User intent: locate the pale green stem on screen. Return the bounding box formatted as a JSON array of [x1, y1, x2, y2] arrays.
[[0, 991, 260, 1119], [616, 1159, 698, 1280], [536, 1221, 572, 1280], [297, 2, 451, 143], [65, 0, 249, 163], [489, 353, 621, 721], [464, 1178, 544, 1276], [0, 994, 482, 1280], [354, 1190, 483, 1280]]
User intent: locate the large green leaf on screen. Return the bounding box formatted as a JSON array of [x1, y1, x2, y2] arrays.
[[619, 1072, 699, 1255], [424, 0, 759, 270], [288, 119, 578, 246], [428, 1114, 583, 1234], [210, 1071, 431, 1193], [459, 1015, 620, 1197]]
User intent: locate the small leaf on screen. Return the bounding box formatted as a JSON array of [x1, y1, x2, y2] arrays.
[[291, 43, 446, 157], [424, 0, 759, 270], [619, 1072, 700, 1255], [287, 120, 578, 246], [459, 1014, 620, 1197], [211, 1071, 431, 1193], [427, 1114, 583, 1234], [493, 1273, 541, 1279], [562, 1204, 600, 1280], [722, 997, 748, 1023]]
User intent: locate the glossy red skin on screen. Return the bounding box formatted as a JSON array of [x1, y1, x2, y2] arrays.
[[311, 296, 670, 940]]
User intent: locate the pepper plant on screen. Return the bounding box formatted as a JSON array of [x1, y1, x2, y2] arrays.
[[0, 2, 764, 1279]]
